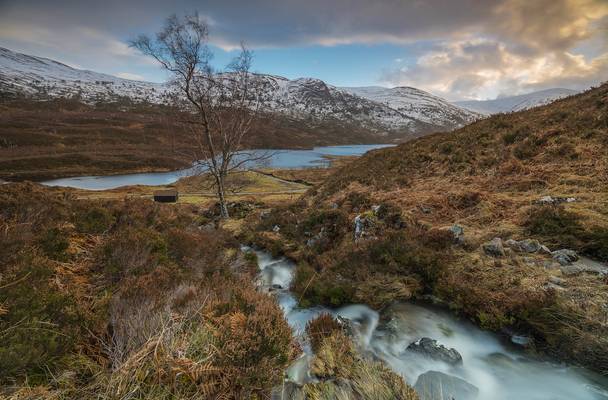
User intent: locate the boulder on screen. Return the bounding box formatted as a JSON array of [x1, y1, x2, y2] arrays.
[[414, 371, 479, 400], [505, 239, 542, 253], [548, 276, 566, 286], [483, 238, 505, 257], [552, 249, 578, 266], [406, 337, 463, 366], [354, 214, 375, 240], [560, 261, 608, 276], [449, 224, 465, 244], [354, 214, 364, 240], [535, 196, 576, 205], [272, 224, 281, 233]]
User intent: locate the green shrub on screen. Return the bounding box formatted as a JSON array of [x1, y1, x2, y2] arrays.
[[39, 227, 70, 261], [0, 254, 82, 383], [366, 233, 445, 288], [76, 207, 115, 234], [291, 263, 355, 307], [524, 206, 584, 249], [585, 227, 608, 262]]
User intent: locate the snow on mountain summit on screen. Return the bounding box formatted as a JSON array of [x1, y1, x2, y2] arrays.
[[455, 88, 579, 115], [342, 86, 480, 128], [0, 47, 168, 103], [0, 46, 479, 135]]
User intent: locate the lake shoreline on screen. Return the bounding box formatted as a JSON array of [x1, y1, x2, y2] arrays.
[[39, 144, 394, 190]]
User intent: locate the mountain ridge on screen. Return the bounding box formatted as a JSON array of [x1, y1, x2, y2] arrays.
[[0, 46, 478, 136]]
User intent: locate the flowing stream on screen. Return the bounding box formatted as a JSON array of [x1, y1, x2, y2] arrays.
[[244, 246, 608, 400]]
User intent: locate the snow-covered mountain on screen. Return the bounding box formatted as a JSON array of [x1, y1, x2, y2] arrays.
[[455, 88, 579, 115], [342, 86, 479, 129], [0, 46, 479, 135], [0, 47, 168, 103]]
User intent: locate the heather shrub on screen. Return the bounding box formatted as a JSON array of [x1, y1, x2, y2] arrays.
[[208, 280, 294, 396], [99, 226, 170, 282]]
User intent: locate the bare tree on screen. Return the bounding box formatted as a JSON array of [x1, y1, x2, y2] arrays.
[[131, 12, 269, 218]]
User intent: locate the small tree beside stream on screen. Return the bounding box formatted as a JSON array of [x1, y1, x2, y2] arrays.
[[131, 12, 270, 218]]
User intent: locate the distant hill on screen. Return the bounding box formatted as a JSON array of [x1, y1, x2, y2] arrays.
[[455, 88, 579, 114]]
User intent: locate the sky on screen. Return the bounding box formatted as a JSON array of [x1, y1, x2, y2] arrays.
[[0, 0, 607, 101]]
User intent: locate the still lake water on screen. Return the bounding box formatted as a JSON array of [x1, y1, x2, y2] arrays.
[[42, 144, 393, 190]]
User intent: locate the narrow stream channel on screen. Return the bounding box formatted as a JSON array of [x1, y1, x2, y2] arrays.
[[243, 246, 608, 400]]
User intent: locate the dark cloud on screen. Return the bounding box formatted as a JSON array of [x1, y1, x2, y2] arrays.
[[0, 0, 606, 97]]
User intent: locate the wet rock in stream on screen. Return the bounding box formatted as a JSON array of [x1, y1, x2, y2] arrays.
[[406, 337, 463, 366], [414, 371, 479, 400]]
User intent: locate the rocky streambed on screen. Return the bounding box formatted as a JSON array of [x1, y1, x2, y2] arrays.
[[243, 246, 608, 400]]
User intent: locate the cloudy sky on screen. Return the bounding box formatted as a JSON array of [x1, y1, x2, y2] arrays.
[[0, 0, 606, 100]]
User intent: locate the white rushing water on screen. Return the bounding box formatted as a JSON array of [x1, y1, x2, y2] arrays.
[[245, 246, 608, 400]]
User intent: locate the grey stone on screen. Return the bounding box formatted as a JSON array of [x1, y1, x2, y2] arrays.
[[199, 222, 216, 232], [483, 237, 505, 257], [535, 196, 576, 205], [449, 224, 465, 244], [552, 249, 579, 266], [545, 282, 567, 291], [540, 245, 552, 254], [511, 335, 533, 346], [414, 371, 479, 400], [406, 337, 463, 366], [543, 260, 561, 269], [272, 225, 281, 233], [505, 239, 542, 253], [560, 260, 608, 276], [354, 214, 375, 241], [420, 205, 433, 214], [549, 276, 566, 286]]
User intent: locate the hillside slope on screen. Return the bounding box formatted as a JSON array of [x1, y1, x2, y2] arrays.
[[0, 97, 404, 181], [251, 83, 608, 374], [455, 88, 579, 114]]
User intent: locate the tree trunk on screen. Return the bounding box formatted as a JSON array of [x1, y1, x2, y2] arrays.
[[217, 175, 230, 219]]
